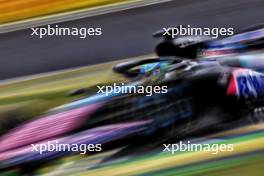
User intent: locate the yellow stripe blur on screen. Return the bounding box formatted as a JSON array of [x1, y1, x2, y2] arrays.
[[79, 137, 264, 176], [0, 0, 127, 24]]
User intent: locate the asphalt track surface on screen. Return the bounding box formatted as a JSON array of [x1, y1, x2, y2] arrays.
[[1, 0, 264, 80]]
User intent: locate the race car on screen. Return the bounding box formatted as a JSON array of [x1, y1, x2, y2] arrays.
[[154, 24, 264, 58], [1, 56, 264, 174]]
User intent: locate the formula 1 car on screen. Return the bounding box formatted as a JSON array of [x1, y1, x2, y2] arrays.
[[108, 56, 264, 139], [1, 56, 264, 174], [154, 24, 264, 58]]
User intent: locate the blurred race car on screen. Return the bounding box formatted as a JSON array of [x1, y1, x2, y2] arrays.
[[1, 56, 264, 174], [154, 24, 264, 58]]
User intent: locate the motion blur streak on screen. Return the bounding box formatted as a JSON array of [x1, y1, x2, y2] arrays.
[[0, 104, 101, 152], [79, 131, 264, 176], [0, 0, 127, 24], [56, 125, 264, 176]]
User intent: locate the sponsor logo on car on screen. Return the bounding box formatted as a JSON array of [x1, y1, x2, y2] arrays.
[[227, 69, 264, 99]]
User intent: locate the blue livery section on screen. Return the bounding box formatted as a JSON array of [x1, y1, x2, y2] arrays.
[[236, 70, 264, 99]]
